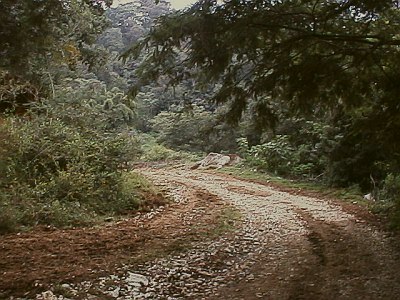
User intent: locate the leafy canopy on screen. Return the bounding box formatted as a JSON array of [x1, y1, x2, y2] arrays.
[[0, 0, 113, 112], [0, 0, 112, 76], [123, 0, 400, 188], [125, 0, 400, 126]]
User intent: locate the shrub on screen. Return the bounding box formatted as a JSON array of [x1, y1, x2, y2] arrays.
[[0, 195, 19, 233], [150, 105, 239, 153], [381, 174, 400, 229], [138, 134, 201, 162], [237, 119, 333, 179], [238, 135, 326, 179], [142, 143, 181, 161], [0, 104, 142, 231]]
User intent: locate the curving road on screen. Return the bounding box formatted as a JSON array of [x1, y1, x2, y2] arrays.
[[32, 166, 400, 299], [139, 166, 400, 300]]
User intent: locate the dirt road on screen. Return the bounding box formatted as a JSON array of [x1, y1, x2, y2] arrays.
[[136, 167, 400, 300], [2, 166, 400, 299]]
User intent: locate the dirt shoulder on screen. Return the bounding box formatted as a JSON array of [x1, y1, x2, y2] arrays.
[[0, 176, 229, 298]]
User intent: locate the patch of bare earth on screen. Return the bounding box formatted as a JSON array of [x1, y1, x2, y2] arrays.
[[2, 166, 400, 299], [0, 178, 227, 298]]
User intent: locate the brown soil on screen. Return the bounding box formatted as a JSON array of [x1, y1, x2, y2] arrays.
[[208, 209, 400, 300], [1, 166, 400, 299], [0, 184, 227, 298]]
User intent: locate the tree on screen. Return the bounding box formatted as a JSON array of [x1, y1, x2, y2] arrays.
[[0, 0, 112, 112], [151, 104, 239, 152], [0, 0, 111, 75], [125, 0, 400, 186]]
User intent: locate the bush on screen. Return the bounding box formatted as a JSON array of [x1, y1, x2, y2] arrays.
[[237, 120, 330, 179], [150, 105, 239, 153], [0, 104, 142, 232], [138, 133, 202, 162], [381, 174, 400, 229], [0, 196, 19, 233], [142, 143, 182, 161]]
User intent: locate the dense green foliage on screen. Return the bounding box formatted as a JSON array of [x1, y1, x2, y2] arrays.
[[2, 0, 400, 230], [95, 0, 171, 89], [126, 0, 400, 225], [151, 105, 238, 152], [0, 100, 142, 232], [0, 0, 164, 233], [238, 119, 331, 178], [0, 0, 113, 115], [126, 0, 400, 175], [138, 133, 201, 161], [1, 0, 110, 75]]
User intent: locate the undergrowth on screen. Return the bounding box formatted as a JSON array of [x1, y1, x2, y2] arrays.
[[211, 207, 242, 236], [138, 133, 202, 162], [0, 111, 163, 233]]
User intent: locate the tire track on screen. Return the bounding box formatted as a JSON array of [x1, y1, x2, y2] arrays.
[[31, 166, 400, 299], [141, 167, 400, 300]]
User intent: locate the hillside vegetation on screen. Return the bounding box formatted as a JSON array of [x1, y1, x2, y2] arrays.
[[0, 0, 169, 232], [1, 0, 400, 232], [125, 0, 400, 228]]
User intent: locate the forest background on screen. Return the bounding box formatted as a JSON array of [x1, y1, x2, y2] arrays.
[[1, 0, 400, 232]]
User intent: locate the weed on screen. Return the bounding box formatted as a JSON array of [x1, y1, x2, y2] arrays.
[[213, 207, 242, 236], [380, 174, 400, 229], [196, 206, 242, 238], [138, 133, 202, 162], [0, 204, 18, 234]]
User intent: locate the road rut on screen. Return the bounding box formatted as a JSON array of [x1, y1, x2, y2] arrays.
[[24, 166, 400, 299], [138, 167, 400, 300]]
